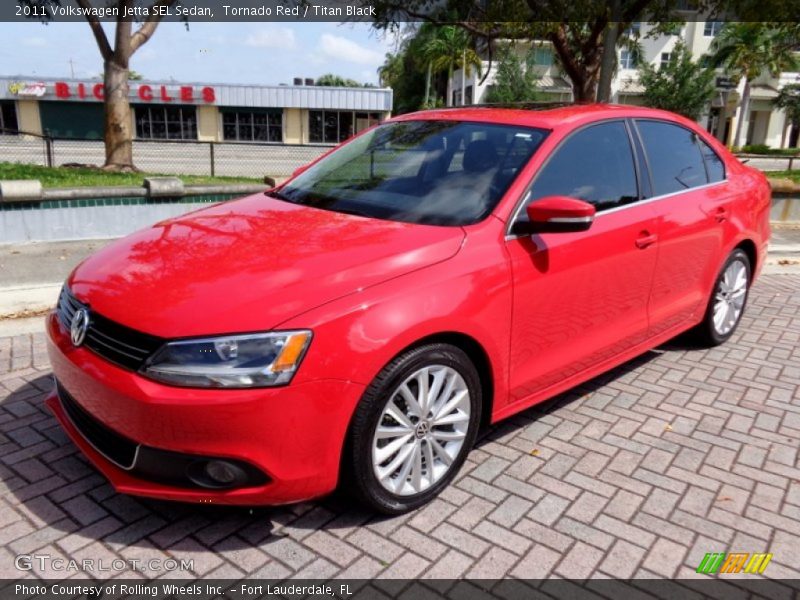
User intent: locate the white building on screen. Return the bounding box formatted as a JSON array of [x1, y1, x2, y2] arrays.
[[450, 21, 800, 150]]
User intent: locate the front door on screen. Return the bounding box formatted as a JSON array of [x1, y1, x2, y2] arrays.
[[505, 120, 659, 408]]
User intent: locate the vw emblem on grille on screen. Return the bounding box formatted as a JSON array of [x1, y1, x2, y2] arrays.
[[70, 308, 90, 347]]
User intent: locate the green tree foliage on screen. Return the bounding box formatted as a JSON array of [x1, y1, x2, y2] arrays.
[[638, 42, 715, 120], [370, 0, 736, 103], [775, 84, 800, 134], [420, 26, 482, 105], [710, 23, 799, 147], [315, 74, 369, 87], [484, 45, 543, 104], [378, 24, 476, 112]]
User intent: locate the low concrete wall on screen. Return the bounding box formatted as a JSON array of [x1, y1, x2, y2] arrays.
[[0, 183, 264, 243], [0, 199, 229, 243], [772, 194, 800, 223]]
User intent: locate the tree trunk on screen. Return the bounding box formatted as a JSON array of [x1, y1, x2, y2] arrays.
[[548, 26, 602, 103], [597, 2, 621, 103], [447, 62, 453, 106], [461, 48, 466, 106], [103, 60, 136, 171], [424, 61, 432, 105], [733, 78, 751, 149]]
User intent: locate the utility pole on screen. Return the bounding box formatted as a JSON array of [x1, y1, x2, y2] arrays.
[[68, 58, 75, 78]]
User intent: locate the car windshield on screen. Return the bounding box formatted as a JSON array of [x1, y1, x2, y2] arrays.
[[277, 120, 548, 226]]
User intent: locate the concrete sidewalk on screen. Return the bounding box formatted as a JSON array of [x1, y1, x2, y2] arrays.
[[1, 226, 799, 336]]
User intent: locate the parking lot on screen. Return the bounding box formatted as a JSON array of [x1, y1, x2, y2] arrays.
[[0, 273, 798, 581]]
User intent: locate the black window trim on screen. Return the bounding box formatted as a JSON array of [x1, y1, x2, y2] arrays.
[[506, 117, 642, 238]]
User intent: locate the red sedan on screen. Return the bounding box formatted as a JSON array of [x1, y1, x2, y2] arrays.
[[46, 105, 771, 513]]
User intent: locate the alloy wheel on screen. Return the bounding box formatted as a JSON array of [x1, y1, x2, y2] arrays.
[[371, 365, 470, 496], [712, 258, 748, 336]]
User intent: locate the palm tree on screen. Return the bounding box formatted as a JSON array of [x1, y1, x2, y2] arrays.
[[710, 24, 799, 148], [775, 84, 800, 148], [421, 26, 482, 106]]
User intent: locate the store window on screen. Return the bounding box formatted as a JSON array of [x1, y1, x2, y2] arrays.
[[624, 22, 641, 37], [222, 109, 282, 142], [704, 21, 723, 37], [309, 110, 382, 143], [620, 49, 639, 70], [135, 105, 197, 140], [0, 101, 19, 133], [534, 47, 553, 66]]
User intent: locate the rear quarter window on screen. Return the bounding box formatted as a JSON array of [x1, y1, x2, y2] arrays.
[[698, 138, 726, 183]]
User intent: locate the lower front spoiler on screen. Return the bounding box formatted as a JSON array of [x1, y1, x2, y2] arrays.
[[47, 389, 297, 506]]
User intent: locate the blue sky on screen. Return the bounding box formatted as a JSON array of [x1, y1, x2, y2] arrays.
[[0, 21, 399, 85]]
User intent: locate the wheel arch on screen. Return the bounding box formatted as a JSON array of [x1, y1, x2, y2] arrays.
[[400, 331, 495, 430], [733, 238, 758, 280], [337, 329, 497, 496]]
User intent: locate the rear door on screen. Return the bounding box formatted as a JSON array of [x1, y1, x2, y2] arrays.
[[633, 119, 732, 336], [504, 120, 659, 406]]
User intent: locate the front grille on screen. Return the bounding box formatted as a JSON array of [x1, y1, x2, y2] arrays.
[[56, 286, 163, 371], [57, 381, 139, 470]]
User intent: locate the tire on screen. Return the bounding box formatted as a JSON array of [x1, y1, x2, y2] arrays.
[[344, 343, 482, 514], [693, 249, 751, 347]]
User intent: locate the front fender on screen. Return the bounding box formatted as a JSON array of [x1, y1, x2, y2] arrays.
[[279, 229, 513, 422]]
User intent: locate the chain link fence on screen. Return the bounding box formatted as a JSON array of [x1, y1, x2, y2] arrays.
[[0, 131, 333, 178]]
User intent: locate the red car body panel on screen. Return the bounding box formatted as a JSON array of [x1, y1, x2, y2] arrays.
[[68, 194, 464, 338], [46, 104, 771, 505]]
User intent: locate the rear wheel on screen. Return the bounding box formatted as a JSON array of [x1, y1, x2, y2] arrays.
[[345, 343, 481, 514], [694, 249, 751, 346]]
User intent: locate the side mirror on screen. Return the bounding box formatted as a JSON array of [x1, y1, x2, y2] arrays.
[[513, 195, 596, 235], [292, 164, 310, 178]]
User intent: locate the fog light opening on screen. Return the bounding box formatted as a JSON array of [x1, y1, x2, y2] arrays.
[[205, 460, 240, 485], [187, 459, 249, 489]]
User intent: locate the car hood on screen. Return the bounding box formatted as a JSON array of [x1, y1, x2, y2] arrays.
[[68, 194, 465, 338]]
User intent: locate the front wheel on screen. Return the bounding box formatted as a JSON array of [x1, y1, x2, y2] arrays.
[[344, 344, 482, 514], [694, 249, 751, 346]]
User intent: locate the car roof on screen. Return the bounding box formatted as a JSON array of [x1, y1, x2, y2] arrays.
[[392, 103, 694, 132]]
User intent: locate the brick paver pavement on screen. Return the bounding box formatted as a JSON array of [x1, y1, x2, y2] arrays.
[[1, 274, 798, 580]]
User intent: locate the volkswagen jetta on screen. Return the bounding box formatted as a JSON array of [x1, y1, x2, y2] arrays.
[[46, 105, 771, 513]]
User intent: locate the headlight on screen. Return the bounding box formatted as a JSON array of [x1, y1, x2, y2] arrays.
[[141, 331, 312, 388]]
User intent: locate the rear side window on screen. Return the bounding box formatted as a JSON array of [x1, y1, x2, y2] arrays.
[[698, 138, 725, 183], [529, 121, 639, 211], [636, 120, 708, 195]]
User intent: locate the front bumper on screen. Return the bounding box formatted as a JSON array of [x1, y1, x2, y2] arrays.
[[45, 313, 365, 505]]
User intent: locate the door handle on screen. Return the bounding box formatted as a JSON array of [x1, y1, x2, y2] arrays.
[[635, 232, 658, 249], [712, 206, 729, 222]]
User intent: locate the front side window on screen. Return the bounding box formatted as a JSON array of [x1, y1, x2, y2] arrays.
[[279, 120, 547, 226], [528, 121, 639, 212], [636, 120, 708, 195]]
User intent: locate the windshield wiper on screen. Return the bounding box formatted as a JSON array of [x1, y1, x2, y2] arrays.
[[334, 207, 373, 219], [264, 188, 296, 203]]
